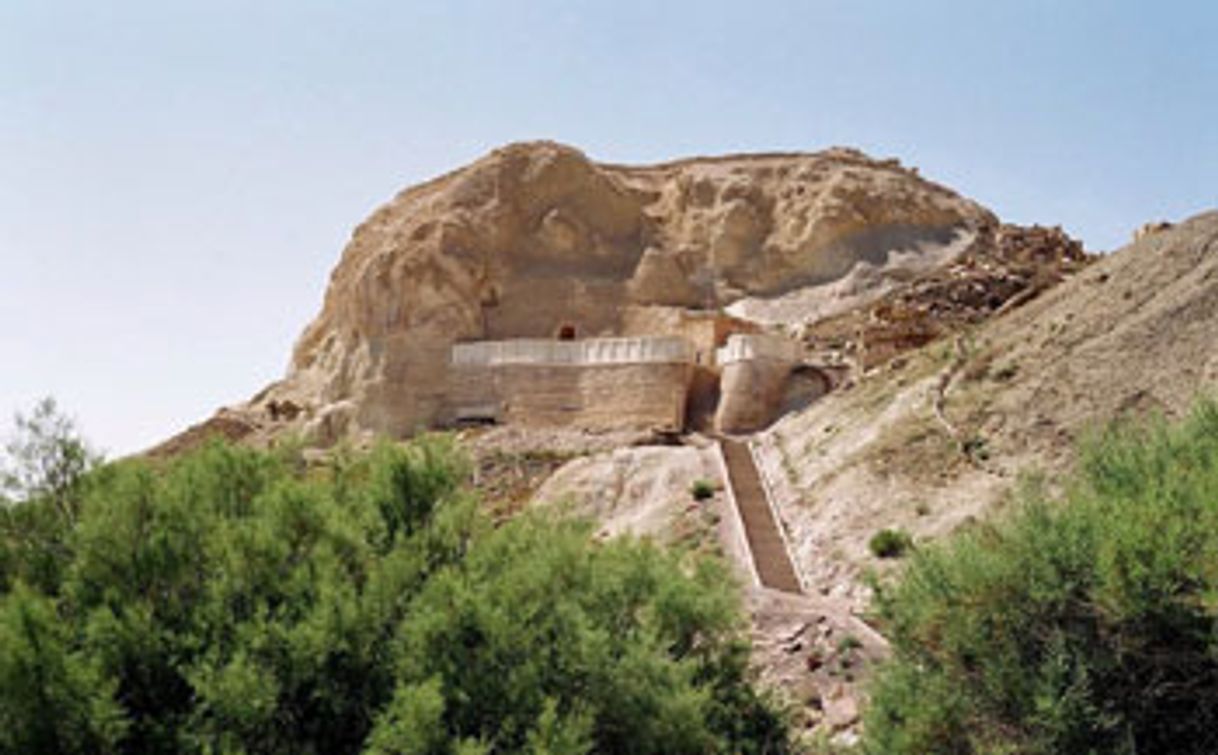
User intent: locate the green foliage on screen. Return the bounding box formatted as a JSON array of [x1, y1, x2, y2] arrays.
[[0, 582, 127, 753], [364, 678, 449, 755], [0, 399, 101, 594], [868, 528, 913, 559], [690, 478, 716, 501], [0, 426, 789, 754], [1, 397, 100, 512], [862, 399, 1218, 754]]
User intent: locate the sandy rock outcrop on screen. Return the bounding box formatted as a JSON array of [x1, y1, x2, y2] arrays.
[[162, 141, 994, 449]]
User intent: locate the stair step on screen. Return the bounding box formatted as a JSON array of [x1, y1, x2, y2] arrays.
[[720, 439, 802, 594]]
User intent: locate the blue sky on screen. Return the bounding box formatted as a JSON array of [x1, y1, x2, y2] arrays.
[[3, 1, 1216, 455]]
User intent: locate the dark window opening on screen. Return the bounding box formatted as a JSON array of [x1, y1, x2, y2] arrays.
[[558, 324, 577, 341]]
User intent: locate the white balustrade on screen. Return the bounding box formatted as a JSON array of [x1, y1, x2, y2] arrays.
[[715, 334, 801, 365], [452, 336, 693, 367]]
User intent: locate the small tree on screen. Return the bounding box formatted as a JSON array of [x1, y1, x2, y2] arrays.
[[1, 398, 100, 520]]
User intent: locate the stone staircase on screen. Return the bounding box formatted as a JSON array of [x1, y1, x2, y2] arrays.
[[719, 438, 803, 594]]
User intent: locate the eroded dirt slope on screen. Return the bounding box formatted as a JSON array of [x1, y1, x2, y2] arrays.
[[756, 212, 1218, 607]]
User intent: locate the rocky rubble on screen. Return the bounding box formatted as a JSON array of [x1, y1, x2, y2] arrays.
[[802, 223, 1092, 369]]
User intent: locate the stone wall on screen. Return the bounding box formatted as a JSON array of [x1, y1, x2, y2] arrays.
[[714, 358, 793, 433], [449, 362, 692, 430], [447, 336, 694, 430], [714, 334, 803, 433]]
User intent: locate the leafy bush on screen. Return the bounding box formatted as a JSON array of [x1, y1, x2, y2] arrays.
[[862, 400, 1218, 754], [690, 478, 717, 501], [0, 432, 790, 754], [868, 528, 913, 559]]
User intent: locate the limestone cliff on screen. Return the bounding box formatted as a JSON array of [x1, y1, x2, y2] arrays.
[[162, 141, 996, 448]]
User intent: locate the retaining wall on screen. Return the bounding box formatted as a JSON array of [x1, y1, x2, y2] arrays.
[[448, 337, 694, 429]]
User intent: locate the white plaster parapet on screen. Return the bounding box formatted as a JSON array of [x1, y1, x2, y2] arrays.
[[715, 333, 801, 365], [451, 336, 694, 367]]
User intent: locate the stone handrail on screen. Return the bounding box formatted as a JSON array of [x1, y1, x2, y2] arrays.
[[452, 336, 694, 367]]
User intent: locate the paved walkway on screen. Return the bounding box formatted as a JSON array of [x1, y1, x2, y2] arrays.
[[720, 438, 803, 594]]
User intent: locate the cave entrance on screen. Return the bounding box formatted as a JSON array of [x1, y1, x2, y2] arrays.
[[557, 324, 577, 341]]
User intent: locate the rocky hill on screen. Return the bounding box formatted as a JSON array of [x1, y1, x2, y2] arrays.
[[156, 141, 997, 452]]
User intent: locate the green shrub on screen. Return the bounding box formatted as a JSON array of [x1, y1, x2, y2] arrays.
[[961, 434, 990, 461], [0, 432, 791, 754], [868, 528, 914, 559], [690, 478, 717, 501], [862, 399, 1218, 754]]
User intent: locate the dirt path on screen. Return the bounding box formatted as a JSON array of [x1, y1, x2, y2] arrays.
[[720, 438, 804, 594]]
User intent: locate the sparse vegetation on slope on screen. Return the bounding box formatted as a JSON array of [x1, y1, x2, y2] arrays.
[[862, 399, 1218, 754], [0, 414, 790, 753]]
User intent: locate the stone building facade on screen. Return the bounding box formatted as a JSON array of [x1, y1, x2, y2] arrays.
[[446, 327, 825, 435], [447, 337, 694, 430]]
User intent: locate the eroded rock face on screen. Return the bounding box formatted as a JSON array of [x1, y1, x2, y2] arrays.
[[182, 141, 997, 446]]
